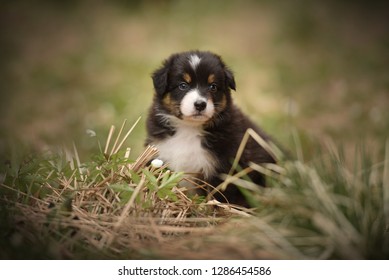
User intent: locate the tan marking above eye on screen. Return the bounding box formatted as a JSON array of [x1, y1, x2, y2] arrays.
[[208, 74, 215, 84], [183, 73, 192, 83]]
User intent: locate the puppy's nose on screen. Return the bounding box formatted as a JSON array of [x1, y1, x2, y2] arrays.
[[194, 100, 207, 111]]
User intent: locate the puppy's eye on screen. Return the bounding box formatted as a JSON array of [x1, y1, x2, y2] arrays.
[[178, 82, 189, 91], [209, 83, 218, 92]]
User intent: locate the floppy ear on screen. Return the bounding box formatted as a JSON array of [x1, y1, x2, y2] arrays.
[[152, 64, 169, 96], [152, 55, 176, 96], [224, 67, 236, 91]]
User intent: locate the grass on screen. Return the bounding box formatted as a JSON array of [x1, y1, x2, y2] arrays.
[[0, 1, 388, 259], [0, 120, 243, 259], [0, 120, 388, 259]]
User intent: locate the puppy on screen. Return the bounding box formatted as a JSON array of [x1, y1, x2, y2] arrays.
[[145, 51, 276, 206]]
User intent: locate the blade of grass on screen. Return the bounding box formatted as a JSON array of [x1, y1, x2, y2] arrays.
[[383, 140, 389, 230], [113, 117, 141, 155], [292, 128, 304, 161], [104, 125, 115, 156], [72, 141, 84, 181], [110, 119, 127, 157]]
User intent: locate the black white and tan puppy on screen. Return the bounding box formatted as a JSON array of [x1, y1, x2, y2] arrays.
[[145, 50, 276, 206]]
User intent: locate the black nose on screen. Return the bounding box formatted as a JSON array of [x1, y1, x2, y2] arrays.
[[194, 100, 207, 111]]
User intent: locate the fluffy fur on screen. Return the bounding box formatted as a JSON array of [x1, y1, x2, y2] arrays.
[[145, 51, 276, 206]]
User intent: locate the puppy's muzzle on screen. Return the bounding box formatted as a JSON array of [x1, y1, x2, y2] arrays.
[[194, 100, 207, 112]]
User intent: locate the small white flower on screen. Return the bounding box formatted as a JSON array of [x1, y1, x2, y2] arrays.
[[86, 129, 96, 137], [151, 158, 164, 168]]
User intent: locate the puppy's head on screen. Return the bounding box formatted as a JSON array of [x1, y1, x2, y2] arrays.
[[152, 51, 236, 123]]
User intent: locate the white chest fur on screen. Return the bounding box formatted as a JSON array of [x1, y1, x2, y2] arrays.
[[154, 123, 217, 179]]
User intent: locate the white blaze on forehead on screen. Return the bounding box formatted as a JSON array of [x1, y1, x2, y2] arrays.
[[189, 54, 201, 70]]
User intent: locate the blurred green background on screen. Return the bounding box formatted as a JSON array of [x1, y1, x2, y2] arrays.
[[0, 0, 388, 162]]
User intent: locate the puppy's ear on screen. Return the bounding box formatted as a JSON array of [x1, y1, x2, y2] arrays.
[[152, 55, 176, 96], [224, 67, 236, 91], [152, 65, 168, 96]]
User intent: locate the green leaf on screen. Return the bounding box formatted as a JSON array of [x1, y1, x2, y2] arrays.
[[142, 169, 158, 191], [157, 188, 178, 201], [159, 172, 183, 190], [128, 170, 141, 185], [109, 183, 135, 205], [109, 183, 134, 193]]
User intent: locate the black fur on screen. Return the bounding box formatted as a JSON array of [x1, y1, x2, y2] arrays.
[[146, 51, 276, 206]]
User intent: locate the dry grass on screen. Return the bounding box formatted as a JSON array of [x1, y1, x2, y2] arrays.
[[0, 120, 251, 259], [1, 119, 388, 259]]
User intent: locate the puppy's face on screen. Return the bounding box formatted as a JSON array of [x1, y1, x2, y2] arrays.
[[152, 51, 236, 123]]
